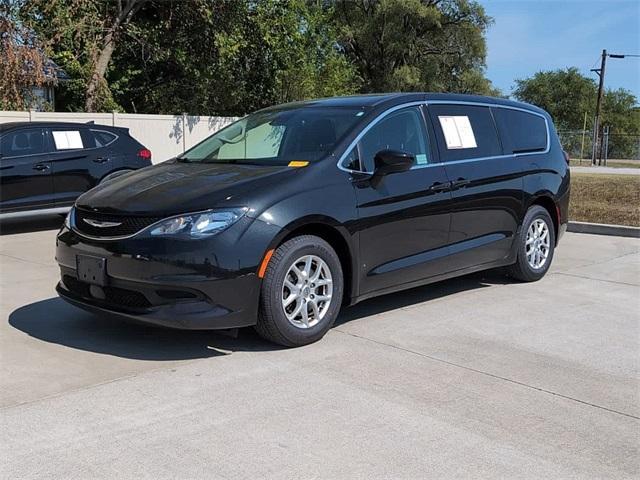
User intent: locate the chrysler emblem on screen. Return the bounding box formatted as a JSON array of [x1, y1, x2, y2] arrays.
[[83, 218, 122, 228]]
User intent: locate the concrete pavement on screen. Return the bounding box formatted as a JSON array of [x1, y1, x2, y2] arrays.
[[1, 218, 639, 479]]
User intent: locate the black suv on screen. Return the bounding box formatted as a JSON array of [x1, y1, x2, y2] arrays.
[[0, 121, 151, 218], [56, 93, 570, 346]]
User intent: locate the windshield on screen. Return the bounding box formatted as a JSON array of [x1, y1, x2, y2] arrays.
[[178, 106, 366, 165]]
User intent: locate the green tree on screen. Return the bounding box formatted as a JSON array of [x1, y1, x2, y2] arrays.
[[513, 67, 595, 131], [20, 0, 359, 115], [20, 0, 147, 112], [0, 2, 52, 110], [332, 0, 498, 95], [514, 68, 640, 158]]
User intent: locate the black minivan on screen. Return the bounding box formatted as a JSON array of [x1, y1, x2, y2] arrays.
[[0, 121, 151, 218], [56, 93, 570, 346]]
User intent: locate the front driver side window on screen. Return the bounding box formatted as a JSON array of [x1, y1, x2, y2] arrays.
[[358, 107, 429, 172]]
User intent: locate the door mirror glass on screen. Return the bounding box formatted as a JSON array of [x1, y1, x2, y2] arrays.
[[373, 149, 415, 176]]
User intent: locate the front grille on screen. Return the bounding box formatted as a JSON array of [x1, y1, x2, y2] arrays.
[[74, 208, 161, 238], [105, 285, 152, 309], [63, 275, 152, 309]]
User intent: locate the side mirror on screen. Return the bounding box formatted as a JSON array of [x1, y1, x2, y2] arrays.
[[373, 149, 414, 177]]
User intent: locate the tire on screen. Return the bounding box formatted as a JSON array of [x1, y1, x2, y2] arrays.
[[255, 235, 344, 347], [507, 205, 556, 282]]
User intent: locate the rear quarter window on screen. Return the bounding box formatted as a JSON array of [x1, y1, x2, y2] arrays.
[[91, 129, 118, 147], [428, 104, 501, 162], [492, 108, 547, 154]]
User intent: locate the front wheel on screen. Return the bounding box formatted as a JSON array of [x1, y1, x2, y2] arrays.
[[507, 205, 556, 282], [255, 235, 344, 347]]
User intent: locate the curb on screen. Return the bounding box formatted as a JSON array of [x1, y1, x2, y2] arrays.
[[568, 221, 640, 238]]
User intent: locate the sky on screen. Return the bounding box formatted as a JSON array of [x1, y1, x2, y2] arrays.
[[482, 0, 640, 98]]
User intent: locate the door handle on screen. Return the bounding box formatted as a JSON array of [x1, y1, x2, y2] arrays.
[[93, 157, 109, 163], [33, 163, 50, 171], [451, 178, 470, 189], [428, 181, 451, 192]]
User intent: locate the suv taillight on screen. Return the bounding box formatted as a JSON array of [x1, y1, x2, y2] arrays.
[[138, 148, 152, 160]]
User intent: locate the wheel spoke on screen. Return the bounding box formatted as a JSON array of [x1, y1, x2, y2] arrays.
[[283, 293, 298, 307], [303, 256, 313, 277], [287, 300, 303, 320], [300, 303, 309, 327], [309, 300, 319, 320]]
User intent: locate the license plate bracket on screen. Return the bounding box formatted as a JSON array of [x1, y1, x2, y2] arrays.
[[76, 255, 107, 286]]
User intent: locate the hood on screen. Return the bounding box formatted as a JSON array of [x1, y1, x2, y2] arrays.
[[76, 160, 295, 215]]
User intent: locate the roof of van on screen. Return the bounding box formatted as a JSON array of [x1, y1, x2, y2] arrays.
[[263, 93, 548, 116]]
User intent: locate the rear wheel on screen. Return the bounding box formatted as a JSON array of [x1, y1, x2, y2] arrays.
[[507, 205, 555, 282], [255, 235, 343, 347]]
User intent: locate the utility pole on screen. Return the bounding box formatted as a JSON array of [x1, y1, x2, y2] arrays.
[[591, 49, 607, 165], [579, 111, 587, 165], [590, 50, 628, 165]]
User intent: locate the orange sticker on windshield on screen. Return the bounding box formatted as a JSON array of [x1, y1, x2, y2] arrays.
[[288, 161, 309, 168]]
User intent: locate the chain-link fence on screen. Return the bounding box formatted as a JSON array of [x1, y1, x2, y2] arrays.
[[558, 130, 640, 163]]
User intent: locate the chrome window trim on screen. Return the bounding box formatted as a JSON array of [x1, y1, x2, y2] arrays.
[[1, 126, 122, 160], [336, 101, 426, 174], [336, 100, 551, 174]]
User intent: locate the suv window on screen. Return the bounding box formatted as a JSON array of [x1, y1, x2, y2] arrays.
[[429, 104, 501, 162], [91, 129, 118, 148], [357, 106, 429, 172], [493, 108, 547, 154], [0, 128, 46, 157], [51, 129, 85, 150]]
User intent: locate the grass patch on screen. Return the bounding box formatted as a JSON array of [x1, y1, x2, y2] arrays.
[[570, 173, 640, 226], [569, 159, 640, 169]]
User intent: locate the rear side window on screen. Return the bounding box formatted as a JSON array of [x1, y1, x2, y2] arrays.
[[0, 128, 46, 157], [51, 129, 84, 150], [91, 129, 118, 148], [493, 108, 547, 154], [428, 104, 501, 162]]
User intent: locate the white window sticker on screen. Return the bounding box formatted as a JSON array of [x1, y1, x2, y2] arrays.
[[438, 116, 477, 149], [52, 131, 83, 150]]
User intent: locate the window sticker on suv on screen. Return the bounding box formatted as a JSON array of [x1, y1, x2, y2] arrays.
[[52, 130, 83, 150], [438, 116, 477, 149]]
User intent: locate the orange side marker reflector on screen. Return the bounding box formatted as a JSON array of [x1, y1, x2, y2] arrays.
[[288, 161, 309, 168], [258, 249, 275, 278]]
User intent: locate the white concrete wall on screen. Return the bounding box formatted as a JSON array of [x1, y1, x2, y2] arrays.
[[0, 111, 236, 163]]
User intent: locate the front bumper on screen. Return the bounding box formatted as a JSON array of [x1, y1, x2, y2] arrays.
[[55, 225, 263, 330]]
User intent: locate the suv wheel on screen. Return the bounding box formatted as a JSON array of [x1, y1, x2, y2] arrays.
[[507, 205, 556, 282], [255, 235, 344, 347]]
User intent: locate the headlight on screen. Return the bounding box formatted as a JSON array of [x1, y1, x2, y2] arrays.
[[148, 208, 246, 239], [64, 207, 75, 229]]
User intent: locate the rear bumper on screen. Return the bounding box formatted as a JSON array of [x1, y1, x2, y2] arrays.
[[55, 226, 262, 330]]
